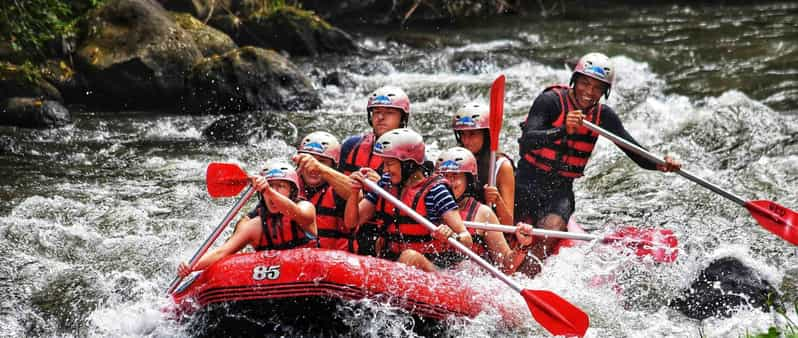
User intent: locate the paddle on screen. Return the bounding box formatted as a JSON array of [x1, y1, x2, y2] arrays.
[[487, 74, 505, 187], [356, 176, 589, 336], [582, 120, 798, 246], [166, 163, 256, 294], [463, 221, 679, 263]]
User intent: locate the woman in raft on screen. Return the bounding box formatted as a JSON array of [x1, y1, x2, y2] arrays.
[[435, 146, 534, 274], [177, 160, 317, 277]]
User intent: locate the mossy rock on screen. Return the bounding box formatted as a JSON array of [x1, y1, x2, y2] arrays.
[[184, 46, 321, 114], [75, 0, 203, 109], [171, 12, 237, 57], [0, 62, 63, 102], [238, 6, 357, 56], [1, 97, 71, 129]]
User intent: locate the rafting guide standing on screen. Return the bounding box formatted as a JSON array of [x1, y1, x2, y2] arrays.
[[515, 52, 682, 275]]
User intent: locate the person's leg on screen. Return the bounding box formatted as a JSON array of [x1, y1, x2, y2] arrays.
[[517, 180, 575, 276], [398, 249, 437, 272]]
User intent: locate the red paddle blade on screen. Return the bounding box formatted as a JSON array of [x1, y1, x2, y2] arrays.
[[746, 200, 798, 245], [206, 162, 249, 198], [489, 74, 505, 152], [521, 289, 589, 337], [605, 227, 679, 263]]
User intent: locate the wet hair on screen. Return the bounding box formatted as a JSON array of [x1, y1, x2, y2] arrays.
[[455, 129, 493, 187]]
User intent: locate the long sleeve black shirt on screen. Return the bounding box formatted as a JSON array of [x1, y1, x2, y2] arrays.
[[517, 90, 659, 171]]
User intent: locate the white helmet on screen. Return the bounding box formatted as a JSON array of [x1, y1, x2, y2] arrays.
[[366, 85, 410, 127], [571, 52, 615, 99], [435, 147, 478, 176], [262, 160, 303, 199], [297, 131, 340, 165], [372, 128, 425, 165], [452, 101, 490, 131]]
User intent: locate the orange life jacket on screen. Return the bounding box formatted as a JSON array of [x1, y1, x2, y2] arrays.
[[255, 206, 318, 250], [340, 133, 383, 175], [523, 85, 603, 178], [376, 176, 456, 256], [308, 184, 355, 252]]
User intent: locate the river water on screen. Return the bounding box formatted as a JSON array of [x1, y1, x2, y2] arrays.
[[1, 2, 797, 337]]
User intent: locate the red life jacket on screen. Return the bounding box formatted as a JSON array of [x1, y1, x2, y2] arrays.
[[255, 206, 318, 250], [376, 176, 456, 256], [523, 85, 603, 178], [340, 133, 383, 175], [458, 196, 487, 256], [308, 184, 355, 252]]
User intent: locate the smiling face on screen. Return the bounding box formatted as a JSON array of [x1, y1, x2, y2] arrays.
[[442, 172, 467, 199], [459, 129, 486, 154], [382, 158, 404, 184], [370, 107, 404, 138], [571, 75, 608, 110], [300, 154, 334, 187]]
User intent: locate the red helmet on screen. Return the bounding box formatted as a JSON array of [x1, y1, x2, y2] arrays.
[[372, 128, 425, 165], [262, 160, 303, 199], [435, 147, 478, 176], [297, 131, 340, 165], [366, 86, 410, 126], [451, 101, 490, 131], [572, 52, 615, 99]]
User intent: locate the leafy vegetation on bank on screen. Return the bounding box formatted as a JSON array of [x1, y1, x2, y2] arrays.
[[0, 0, 105, 61]]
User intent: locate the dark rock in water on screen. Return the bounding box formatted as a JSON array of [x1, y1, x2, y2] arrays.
[[386, 32, 446, 49], [0, 62, 63, 102], [203, 111, 297, 143], [40, 60, 91, 104], [1, 98, 71, 129], [238, 7, 358, 57], [170, 12, 238, 57], [185, 46, 321, 114], [670, 257, 780, 320], [75, 0, 203, 109], [321, 70, 356, 88]]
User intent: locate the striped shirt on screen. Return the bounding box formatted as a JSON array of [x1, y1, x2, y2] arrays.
[[365, 180, 458, 223]]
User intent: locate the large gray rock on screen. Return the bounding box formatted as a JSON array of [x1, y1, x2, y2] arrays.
[[237, 7, 357, 57], [670, 257, 781, 320], [75, 0, 203, 109], [1, 98, 71, 129], [184, 46, 321, 114], [171, 12, 237, 57]]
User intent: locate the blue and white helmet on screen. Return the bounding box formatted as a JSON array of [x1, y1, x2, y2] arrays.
[[298, 131, 340, 165]]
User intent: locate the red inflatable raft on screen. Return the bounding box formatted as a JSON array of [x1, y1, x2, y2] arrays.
[[169, 247, 539, 335]]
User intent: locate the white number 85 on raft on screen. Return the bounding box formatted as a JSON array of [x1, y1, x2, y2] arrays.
[[252, 265, 281, 281]]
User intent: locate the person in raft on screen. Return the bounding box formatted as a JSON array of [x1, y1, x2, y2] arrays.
[[344, 128, 473, 272], [515, 52, 681, 275], [435, 147, 534, 274], [338, 85, 412, 256], [451, 101, 515, 225], [177, 161, 317, 278], [293, 131, 356, 252]]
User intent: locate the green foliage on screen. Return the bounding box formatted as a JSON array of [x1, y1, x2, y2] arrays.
[[745, 301, 798, 338], [0, 0, 105, 61]]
